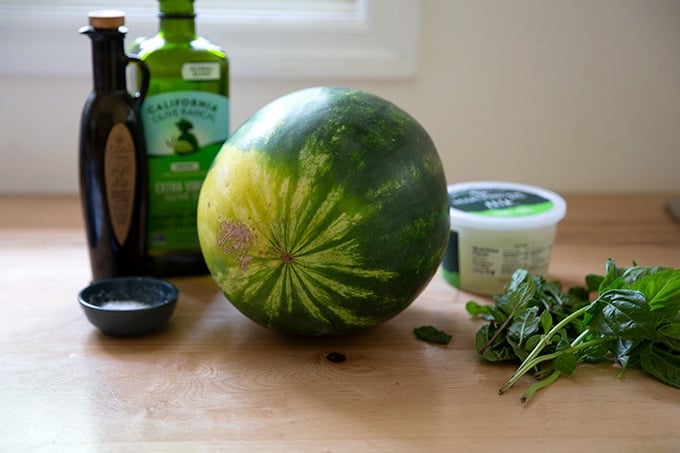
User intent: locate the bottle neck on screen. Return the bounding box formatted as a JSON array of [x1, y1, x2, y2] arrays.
[[158, 15, 197, 42], [158, 0, 197, 42], [89, 29, 128, 92]]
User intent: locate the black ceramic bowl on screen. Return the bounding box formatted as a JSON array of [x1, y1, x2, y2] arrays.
[[78, 277, 179, 336]]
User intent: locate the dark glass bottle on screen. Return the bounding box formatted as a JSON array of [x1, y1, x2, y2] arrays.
[[78, 10, 150, 281], [133, 0, 230, 276]]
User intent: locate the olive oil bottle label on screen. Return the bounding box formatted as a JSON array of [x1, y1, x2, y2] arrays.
[[181, 62, 221, 81], [141, 90, 229, 254], [104, 123, 137, 245]]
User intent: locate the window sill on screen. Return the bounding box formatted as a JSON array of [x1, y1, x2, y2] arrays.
[[0, 0, 420, 80]]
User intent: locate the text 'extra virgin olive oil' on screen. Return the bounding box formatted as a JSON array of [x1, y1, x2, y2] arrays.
[[79, 10, 150, 281], [132, 0, 230, 276]]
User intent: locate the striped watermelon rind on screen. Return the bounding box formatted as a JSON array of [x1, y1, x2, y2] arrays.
[[197, 87, 449, 335]]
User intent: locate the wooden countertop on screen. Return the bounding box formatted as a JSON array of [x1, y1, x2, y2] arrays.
[[1, 193, 679, 451]]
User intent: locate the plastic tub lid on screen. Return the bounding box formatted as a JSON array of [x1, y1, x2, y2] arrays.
[[448, 181, 566, 230]]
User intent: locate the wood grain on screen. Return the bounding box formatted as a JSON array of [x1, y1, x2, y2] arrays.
[[1, 193, 679, 451]]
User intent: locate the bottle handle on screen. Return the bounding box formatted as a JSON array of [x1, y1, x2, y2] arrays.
[[127, 56, 150, 105]]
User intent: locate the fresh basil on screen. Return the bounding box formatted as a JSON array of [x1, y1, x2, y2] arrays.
[[467, 259, 680, 402], [414, 325, 452, 345]]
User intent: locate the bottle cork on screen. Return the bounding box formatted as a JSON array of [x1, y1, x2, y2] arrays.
[[88, 10, 125, 30]]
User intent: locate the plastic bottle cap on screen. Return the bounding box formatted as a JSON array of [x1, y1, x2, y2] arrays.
[[88, 10, 126, 29]]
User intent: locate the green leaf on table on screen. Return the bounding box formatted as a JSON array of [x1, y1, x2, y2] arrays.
[[470, 259, 680, 402], [640, 343, 680, 388], [413, 325, 452, 345]]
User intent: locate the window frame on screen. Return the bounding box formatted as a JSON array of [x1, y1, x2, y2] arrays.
[[0, 0, 421, 79]]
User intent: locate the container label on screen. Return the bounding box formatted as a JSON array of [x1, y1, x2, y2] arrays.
[[182, 62, 221, 81], [450, 189, 552, 218], [442, 230, 461, 288], [104, 123, 136, 245], [141, 91, 229, 254], [445, 227, 556, 295]]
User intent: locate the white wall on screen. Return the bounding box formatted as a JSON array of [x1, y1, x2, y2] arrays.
[[1, 0, 679, 194]]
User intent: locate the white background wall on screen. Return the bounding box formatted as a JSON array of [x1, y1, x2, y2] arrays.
[[1, 0, 679, 194]]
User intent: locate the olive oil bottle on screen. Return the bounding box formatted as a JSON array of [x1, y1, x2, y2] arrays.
[[79, 10, 150, 281], [133, 0, 230, 276]]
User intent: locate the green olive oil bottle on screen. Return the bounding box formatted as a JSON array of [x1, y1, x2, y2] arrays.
[[134, 0, 229, 276]]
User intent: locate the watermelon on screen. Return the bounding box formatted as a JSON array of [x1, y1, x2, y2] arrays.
[[197, 86, 449, 335]]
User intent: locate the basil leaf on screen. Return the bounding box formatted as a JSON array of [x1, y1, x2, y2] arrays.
[[632, 269, 680, 320], [566, 286, 589, 302], [585, 273, 603, 292], [493, 270, 536, 317], [553, 352, 578, 376], [640, 343, 680, 389], [507, 268, 530, 292], [413, 325, 452, 345], [506, 336, 530, 362], [465, 300, 493, 319], [475, 325, 516, 361], [599, 258, 625, 291], [525, 334, 543, 351], [471, 259, 680, 402], [508, 306, 541, 345], [613, 338, 643, 369], [586, 289, 657, 340], [580, 337, 614, 363], [621, 265, 669, 285], [658, 323, 680, 351], [540, 309, 553, 333]]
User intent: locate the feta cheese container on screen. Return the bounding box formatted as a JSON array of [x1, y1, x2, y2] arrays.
[[442, 181, 567, 295]]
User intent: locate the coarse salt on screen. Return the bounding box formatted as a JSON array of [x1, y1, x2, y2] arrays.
[[99, 300, 149, 310]]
